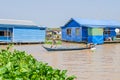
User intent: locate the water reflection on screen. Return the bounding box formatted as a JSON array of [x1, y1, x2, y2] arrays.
[[0, 43, 120, 80]]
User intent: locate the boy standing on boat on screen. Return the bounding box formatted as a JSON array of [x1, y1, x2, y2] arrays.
[[51, 35, 57, 48]]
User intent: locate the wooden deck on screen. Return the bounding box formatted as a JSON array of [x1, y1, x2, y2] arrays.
[[0, 42, 44, 45], [104, 40, 120, 43]]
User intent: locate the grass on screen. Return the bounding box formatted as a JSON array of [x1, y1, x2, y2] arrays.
[[45, 40, 62, 45]]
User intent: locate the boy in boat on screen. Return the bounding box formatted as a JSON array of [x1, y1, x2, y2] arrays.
[[51, 36, 57, 48], [86, 43, 96, 52], [86, 43, 96, 49]]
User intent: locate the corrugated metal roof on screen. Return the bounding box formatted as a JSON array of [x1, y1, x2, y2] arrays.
[[72, 18, 120, 27], [0, 19, 36, 26]]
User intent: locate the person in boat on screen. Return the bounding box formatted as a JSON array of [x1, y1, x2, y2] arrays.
[[51, 37, 57, 48], [87, 43, 96, 52], [86, 43, 96, 49]]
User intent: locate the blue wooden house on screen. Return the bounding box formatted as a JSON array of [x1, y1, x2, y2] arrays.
[[61, 18, 120, 44], [0, 19, 46, 43]]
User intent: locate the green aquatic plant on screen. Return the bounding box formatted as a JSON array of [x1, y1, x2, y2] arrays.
[[0, 46, 76, 80]]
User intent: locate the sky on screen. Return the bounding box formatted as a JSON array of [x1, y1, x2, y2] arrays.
[[0, 0, 120, 27]]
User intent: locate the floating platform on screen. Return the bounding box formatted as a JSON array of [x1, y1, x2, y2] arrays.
[[104, 41, 120, 43], [0, 42, 44, 45], [42, 45, 89, 51]]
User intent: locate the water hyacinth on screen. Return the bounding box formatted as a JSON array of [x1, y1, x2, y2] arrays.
[[0, 45, 76, 80]]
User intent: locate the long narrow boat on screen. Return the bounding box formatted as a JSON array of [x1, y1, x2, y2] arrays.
[[42, 45, 89, 51]]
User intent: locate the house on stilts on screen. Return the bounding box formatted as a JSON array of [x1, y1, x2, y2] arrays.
[[0, 19, 46, 43], [61, 18, 120, 44]]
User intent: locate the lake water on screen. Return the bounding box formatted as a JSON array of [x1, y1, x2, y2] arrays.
[[1, 43, 120, 80]]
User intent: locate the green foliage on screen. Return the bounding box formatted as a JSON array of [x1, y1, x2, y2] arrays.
[[45, 40, 53, 44], [45, 40, 62, 45], [0, 46, 76, 80]]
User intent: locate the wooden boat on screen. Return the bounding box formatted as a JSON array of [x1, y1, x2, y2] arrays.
[[42, 45, 89, 51]]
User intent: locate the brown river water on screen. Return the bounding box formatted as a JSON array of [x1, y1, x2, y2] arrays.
[[0, 43, 120, 80]]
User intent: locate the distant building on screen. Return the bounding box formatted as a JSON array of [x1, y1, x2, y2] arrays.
[[46, 28, 61, 40], [61, 18, 120, 44], [0, 19, 46, 43]]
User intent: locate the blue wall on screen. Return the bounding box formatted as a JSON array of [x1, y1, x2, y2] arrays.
[[13, 27, 46, 42], [0, 24, 46, 43], [82, 27, 88, 41], [0, 36, 11, 42], [61, 19, 82, 42], [88, 35, 104, 44], [61, 27, 67, 41], [103, 28, 116, 40], [64, 19, 80, 27], [0, 27, 13, 42], [61, 27, 82, 42], [66, 27, 82, 42]]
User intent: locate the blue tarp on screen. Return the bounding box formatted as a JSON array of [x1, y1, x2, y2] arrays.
[[88, 36, 104, 44]]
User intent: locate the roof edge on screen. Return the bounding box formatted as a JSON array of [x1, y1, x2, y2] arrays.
[[0, 19, 37, 26]]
